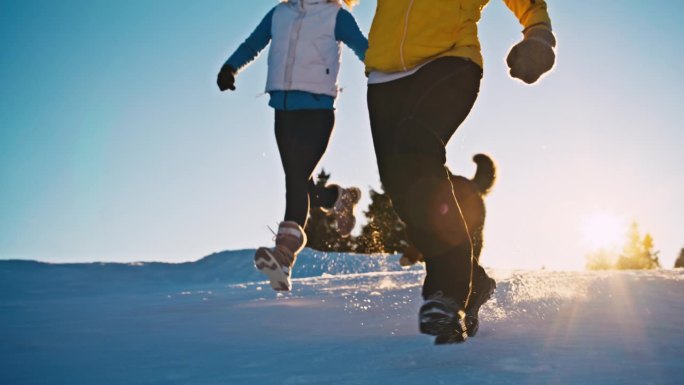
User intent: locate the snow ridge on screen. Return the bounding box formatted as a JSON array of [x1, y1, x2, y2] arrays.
[[0, 249, 420, 298]]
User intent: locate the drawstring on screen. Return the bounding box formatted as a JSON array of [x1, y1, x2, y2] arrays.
[[267, 224, 278, 241]]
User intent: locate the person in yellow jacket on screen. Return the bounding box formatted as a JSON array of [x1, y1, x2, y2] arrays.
[[365, 0, 557, 344]]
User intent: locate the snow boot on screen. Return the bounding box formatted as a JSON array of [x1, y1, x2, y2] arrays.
[[419, 291, 469, 344], [329, 185, 361, 237], [254, 221, 307, 291], [465, 274, 496, 337]]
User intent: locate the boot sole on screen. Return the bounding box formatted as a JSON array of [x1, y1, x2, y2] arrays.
[[420, 314, 455, 336], [422, 315, 468, 345], [420, 306, 468, 344], [328, 188, 361, 238], [254, 248, 291, 291], [434, 325, 468, 345], [333, 189, 361, 238]]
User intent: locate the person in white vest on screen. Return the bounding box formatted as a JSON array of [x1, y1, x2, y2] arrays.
[[217, 0, 367, 291]]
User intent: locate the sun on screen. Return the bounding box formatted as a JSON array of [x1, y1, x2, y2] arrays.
[[580, 211, 627, 251]]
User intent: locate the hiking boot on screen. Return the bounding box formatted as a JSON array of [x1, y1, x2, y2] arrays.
[[419, 291, 469, 344], [329, 185, 361, 237], [464, 274, 496, 337], [254, 221, 307, 291]]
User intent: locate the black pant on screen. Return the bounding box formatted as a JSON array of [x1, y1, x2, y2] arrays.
[[275, 109, 338, 228], [367, 57, 486, 305]]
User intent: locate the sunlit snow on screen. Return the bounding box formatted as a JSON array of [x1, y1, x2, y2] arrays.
[[2, 249, 683, 384]]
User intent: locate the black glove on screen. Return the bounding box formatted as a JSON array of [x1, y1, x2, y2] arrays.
[[217, 64, 236, 91]]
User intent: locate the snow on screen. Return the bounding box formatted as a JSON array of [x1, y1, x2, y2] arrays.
[[2, 249, 683, 385]]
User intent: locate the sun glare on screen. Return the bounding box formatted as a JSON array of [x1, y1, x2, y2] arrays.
[[580, 211, 627, 251]]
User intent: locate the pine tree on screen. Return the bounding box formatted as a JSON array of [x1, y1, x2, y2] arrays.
[[642, 233, 661, 268], [355, 186, 409, 254], [615, 222, 660, 270], [675, 248, 684, 268]]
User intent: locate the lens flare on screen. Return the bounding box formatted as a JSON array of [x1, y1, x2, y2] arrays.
[[580, 211, 627, 250]]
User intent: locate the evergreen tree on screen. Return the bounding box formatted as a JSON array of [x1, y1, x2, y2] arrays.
[[615, 222, 660, 270], [642, 233, 660, 268], [355, 186, 409, 254], [675, 248, 684, 268], [304, 169, 354, 252]]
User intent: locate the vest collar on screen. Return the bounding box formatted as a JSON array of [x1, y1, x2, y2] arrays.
[[287, 0, 332, 11]]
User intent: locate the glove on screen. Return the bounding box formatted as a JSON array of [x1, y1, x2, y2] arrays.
[[506, 26, 557, 84], [217, 64, 236, 91]]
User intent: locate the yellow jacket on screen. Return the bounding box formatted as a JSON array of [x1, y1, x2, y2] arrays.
[[365, 0, 552, 72]]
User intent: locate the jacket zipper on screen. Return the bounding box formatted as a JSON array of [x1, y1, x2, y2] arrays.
[[399, 0, 415, 71]]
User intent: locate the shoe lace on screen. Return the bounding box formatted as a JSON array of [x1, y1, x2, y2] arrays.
[[266, 224, 277, 241]]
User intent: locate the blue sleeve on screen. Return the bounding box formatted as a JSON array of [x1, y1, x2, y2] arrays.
[[224, 8, 274, 72], [334, 9, 368, 62]]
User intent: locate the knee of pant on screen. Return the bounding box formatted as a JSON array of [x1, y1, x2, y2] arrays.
[[425, 179, 472, 247], [392, 117, 446, 164], [395, 176, 471, 254], [379, 155, 446, 206], [388, 173, 443, 224], [378, 118, 448, 197]]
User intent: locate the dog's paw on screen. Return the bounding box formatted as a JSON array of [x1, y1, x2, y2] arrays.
[[400, 246, 424, 266]]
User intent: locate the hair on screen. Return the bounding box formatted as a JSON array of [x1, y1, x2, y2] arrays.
[[285, 1, 358, 9], [329, 0, 358, 8]]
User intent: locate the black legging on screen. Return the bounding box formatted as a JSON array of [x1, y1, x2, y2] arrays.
[[367, 57, 487, 305], [275, 109, 339, 228]]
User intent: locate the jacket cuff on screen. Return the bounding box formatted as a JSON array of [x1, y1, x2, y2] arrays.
[[523, 25, 556, 48]]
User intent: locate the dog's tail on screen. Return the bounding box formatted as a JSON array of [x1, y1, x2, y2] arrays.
[[471, 154, 496, 196]]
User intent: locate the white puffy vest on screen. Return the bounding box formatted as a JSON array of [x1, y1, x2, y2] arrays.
[[266, 0, 341, 97]]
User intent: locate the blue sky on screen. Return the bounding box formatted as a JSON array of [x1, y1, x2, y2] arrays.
[[1, 0, 682, 269]]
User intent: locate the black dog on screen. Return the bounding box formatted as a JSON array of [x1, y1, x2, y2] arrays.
[[400, 154, 496, 266]]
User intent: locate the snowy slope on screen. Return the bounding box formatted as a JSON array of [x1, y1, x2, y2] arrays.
[[2, 249, 683, 385]]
